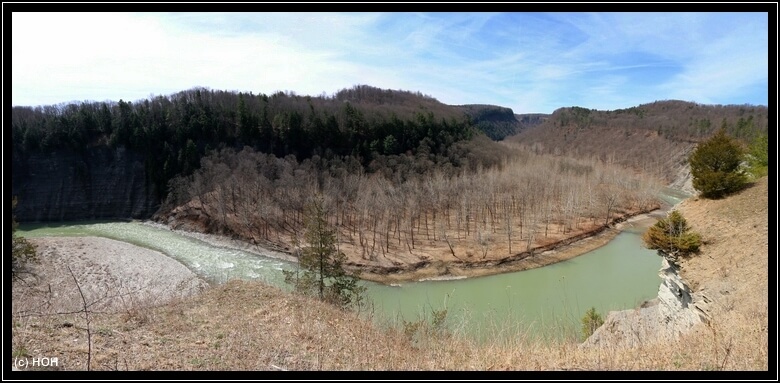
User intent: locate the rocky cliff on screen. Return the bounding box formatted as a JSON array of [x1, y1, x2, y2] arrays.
[[457, 104, 528, 140], [11, 147, 158, 222], [580, 256, 708, 348], [580, 178, 769, 351]]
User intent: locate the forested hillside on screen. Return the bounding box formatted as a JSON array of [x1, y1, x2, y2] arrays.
[[509, 101, 768, 183], [456, 104, 526, 140], [11, 85, 516, 221]]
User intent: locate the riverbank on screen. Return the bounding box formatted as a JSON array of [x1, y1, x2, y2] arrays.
[[357, 211, 660, 284], [581, 177, 768, 367], [12, 236, 208, 315], [141, 221, 298, 264], [11, 175, 767, 371], [11, 180, 766, 371], [152, 208, 662, 285]]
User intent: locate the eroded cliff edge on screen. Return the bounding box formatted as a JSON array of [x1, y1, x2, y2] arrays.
[[581, 177, 768, 350], [581, 257, 709, 348]]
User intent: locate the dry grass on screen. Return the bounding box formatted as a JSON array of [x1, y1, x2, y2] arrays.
[[11, 276, 768, 372], [11, 178, 769, 373]]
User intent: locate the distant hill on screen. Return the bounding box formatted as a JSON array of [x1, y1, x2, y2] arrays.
[[11, 85, 768, 223], [454, 105, 539, 140], [508, 100, 768, 183], [333, 87, 527, 141], [515, 113, 549, 132]]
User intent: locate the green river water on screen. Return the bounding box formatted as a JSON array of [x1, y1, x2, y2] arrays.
[[18, 190, 687, 342]]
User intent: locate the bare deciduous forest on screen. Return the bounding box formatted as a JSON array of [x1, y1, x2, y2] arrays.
[[162, 143, 661, 276], [11, 84, 769, 371], [510, 101, 768, 183]]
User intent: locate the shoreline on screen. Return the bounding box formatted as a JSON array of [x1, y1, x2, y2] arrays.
[[356, 211, 661, 284], [141, 221, 299, 264], [139, 220, 297, 263], [150, 208, 663, 285]]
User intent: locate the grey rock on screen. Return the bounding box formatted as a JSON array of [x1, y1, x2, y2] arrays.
[[581, 257, 703, 349]]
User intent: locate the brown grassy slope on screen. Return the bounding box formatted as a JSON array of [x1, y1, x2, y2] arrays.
[[672, 176, 770, 370], [10, 179, 769, 371]]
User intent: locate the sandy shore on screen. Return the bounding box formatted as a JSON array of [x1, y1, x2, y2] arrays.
[[13, 236, 208, 315]]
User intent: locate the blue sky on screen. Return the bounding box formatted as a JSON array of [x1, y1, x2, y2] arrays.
[[11, 12, 770, 113]]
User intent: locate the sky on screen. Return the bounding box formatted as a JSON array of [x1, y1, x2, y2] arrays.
[[10, 11, 771, 114]]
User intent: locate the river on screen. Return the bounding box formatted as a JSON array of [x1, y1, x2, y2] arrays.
[[18, 192, 686, 342]]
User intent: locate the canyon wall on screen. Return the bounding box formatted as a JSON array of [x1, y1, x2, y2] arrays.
[[11, 147, 158, 222]]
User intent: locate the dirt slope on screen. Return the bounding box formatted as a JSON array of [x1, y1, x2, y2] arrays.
[[676, 177, 769, 330]]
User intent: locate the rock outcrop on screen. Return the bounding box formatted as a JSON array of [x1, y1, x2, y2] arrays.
[[11, 147, 158, 222], [581, 257, 706, 349], [657, 258, 707, 330], [667, 160, 697, 196]]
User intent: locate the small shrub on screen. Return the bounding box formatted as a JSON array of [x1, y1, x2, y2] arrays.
[[12, 197, 37, 278], [746, 133, 768, 178], [581, 307, 604, 340], [402, 307, 449, 345]]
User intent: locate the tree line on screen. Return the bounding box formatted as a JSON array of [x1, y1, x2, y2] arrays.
[[12, 85, 488, 203]]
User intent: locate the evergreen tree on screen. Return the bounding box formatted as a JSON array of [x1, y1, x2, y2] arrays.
[[581, 307, 604, 340], [642, 210, 702, 261], [283, 196, 365, 309], [689, 128, 748, 199]]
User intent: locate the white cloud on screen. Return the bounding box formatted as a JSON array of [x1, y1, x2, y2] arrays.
[[11, 12, 769, 113]]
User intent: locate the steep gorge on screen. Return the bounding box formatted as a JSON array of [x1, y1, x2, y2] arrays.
[[11, 147, 158, 222]]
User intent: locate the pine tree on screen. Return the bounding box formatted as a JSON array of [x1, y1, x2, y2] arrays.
[[283, 196, 365, 309], [689, 128, 748, 199], [642, 210, 702, 261]]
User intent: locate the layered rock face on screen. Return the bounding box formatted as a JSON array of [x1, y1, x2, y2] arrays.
[[11, 147, 158, 222], [656, 258, 706, 334], [581, 257, 706, 349]]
